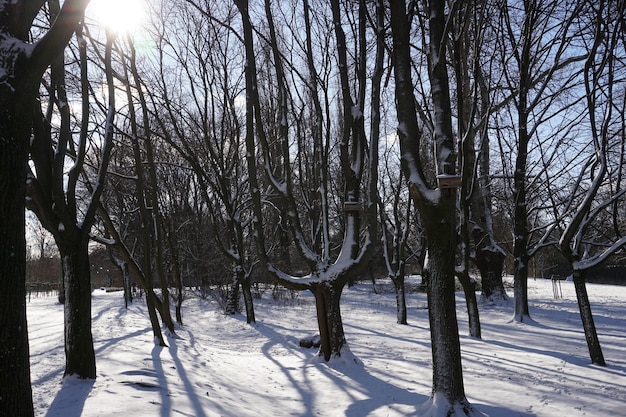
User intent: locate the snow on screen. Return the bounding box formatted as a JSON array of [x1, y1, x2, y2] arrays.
[[29, 278, 626, 416]]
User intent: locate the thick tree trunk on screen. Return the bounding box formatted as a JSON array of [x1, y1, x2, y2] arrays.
[[423, 201, 467, 406], [0, 96, 34, 417], [392, 275, 408, 325], [312, 282, 346, 361], [572, 269, 606, 366], [59, 238, 96, 379], [475, 245, 507, 302]]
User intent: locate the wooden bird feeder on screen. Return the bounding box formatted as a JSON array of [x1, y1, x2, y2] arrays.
[[343, 201, 361, 212], [436, 174, 462, 189]]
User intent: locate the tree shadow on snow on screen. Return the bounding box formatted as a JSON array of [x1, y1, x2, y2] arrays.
[[163, 333, 211, 417], [44, 377, 94, 417], [252, 319, 426, 416], [150, 344, 174, 417]]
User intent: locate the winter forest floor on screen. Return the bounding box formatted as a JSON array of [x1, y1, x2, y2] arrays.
[[29, 277, 626, 417]]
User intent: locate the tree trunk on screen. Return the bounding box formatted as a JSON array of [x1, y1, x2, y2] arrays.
[[572, 269, 606, 366], [0, 95, 34, 417], [59, 237, 96, 379], [225, 279, 240, 315], [121, 261, 132, 309], [392, 275, 408, 325], [242, 278, 256, 324], [457, 272, 481, 338], [146, 287, 167, 347], [513, 255, 531, 322], [474, 244, 507, 302], [167, 231, 184, 325], [511, 0, 533, 324], [175, 281, 184, 325], [312, 282, 346, 361], [422, 201, 468, 406]]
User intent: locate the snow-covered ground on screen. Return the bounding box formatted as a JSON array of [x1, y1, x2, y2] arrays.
[[29, 277, 626, 416]]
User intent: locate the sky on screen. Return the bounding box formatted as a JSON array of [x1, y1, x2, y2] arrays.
[[28, 276, 626, 416]]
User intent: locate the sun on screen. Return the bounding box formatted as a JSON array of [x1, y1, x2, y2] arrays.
[[87, 0, 146, 35]]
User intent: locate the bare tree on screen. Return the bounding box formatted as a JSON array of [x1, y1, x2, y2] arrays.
[[0, 0, 93, 413], [236, 0, 379, 361], [147, 0, 259, 322], [28, 11, 116, 378], [496, 0, 586, 322], [389, 0, 482, 414], [554, 0, 626, 366]]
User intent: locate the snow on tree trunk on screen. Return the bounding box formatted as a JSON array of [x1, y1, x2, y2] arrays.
[[393, 275, 408, 325], [225, 267, 240, 316], [59, 238, 96, 379], [389, 0, 485, 413]]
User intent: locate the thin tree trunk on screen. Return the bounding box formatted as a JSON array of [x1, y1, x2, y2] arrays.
[[457, 272, 481, 338], [165, 224, 184, 324], [146, 288, 167, 347], [392, 275, 408, 325], [572, 269, 606, 366], [127, 40, 176, 336], [242, 278, 256, 324], [123, 262, 132, 308], [97, 207, 167, 346]]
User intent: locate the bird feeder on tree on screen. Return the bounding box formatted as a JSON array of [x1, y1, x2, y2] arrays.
[[343, 201, 361, 212], [436, 174, 462, 189]]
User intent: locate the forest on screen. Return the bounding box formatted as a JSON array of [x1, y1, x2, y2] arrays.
[[1, 0, 625, 416]]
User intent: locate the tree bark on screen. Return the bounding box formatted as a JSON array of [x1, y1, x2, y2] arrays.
[[241, 278, 256, 324], [392, 275, 408, 325], [0, 80, 35, 417], [390, 0, 482, 413], [513, 255, 531, 322], [457, 272, 481, 338], [572, 269, 606, 366], [1, 0, 91, 408], [475, 244, 507, 301], [59, 236, 96, 378], [424, 204, 466, 403], [225, 278, 240, 315], [146, 288, 167, 347], [312, 282, 346, 361]]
